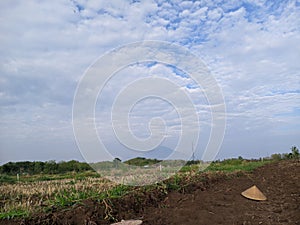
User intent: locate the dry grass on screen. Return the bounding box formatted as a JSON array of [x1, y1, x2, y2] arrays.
[[0, 176, 116, 218]]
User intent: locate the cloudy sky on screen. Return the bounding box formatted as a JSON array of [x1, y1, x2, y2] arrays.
[[0, 0, 299, 164]]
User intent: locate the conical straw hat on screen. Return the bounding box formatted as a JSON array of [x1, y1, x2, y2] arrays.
[[241, 185, 267, 201]]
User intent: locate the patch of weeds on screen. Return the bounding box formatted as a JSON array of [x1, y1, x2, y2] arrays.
[[0, 175, 16, 184], [105, 185, 131, 199], [0, 209, 29, 220], [179, 166, 192, 173], [165, 174, 182, 191]]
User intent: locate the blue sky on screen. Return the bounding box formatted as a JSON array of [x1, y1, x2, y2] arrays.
[[0, 0, 299, 164]]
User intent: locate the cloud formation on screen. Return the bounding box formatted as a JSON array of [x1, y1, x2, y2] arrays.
[[0, 0, 299, 163]]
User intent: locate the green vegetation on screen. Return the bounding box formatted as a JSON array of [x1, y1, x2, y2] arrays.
[[0, 209, 29, 220], [271, 145, 299, 161], [0, 174, 16, 184], [48, 184, 132, 208], [206, 158, 270, 172], [285, 145, 299, 159], [124, 157, 162, 166], [0, 160, 92, 176]]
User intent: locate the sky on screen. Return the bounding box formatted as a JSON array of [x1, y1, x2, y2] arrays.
[[0, 0, 299, 164]]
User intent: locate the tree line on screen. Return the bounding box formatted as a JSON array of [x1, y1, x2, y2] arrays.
[[271, 146, 300, 161], [0, 160, 92, 175], [1, 146, 298, 175]]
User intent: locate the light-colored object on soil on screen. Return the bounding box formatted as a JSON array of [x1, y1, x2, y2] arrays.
[[241, 185, 267, 201], [111, 219, 143, 225]]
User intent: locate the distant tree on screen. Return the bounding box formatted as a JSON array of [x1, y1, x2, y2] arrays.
[[44, 160, 58, 174], [282, 153, 290, 160], [125, 157, 162, 166], [281, 146, 300, 160], [0, 160, 93, 175], [291, 146, 299, 159], [186, 160, 200, 166], [33, 161, 44, 174], [1, 162, 16, 174], [271, 153, 282, 161], [79, 162, 92, 171]]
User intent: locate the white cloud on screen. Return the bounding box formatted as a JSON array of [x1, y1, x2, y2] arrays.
[[0, 0, 299, 163]]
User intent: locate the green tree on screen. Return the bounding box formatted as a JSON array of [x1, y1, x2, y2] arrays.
[[271, 153, 282, 161], [291, 146, 299, 159], [44, 160, 58, 174], [34, 161, 44, 174]]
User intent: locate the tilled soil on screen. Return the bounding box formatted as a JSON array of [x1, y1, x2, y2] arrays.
[[1, 160, 299, 225], [142, 160, 300, 225]]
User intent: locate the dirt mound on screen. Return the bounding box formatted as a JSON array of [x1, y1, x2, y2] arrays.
[[2, 160, 299, 225], [142, 160, 300, 225]]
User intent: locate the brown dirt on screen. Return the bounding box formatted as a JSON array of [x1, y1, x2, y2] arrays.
[[1, 160, 299, 225], [141, 160, 300, 225]]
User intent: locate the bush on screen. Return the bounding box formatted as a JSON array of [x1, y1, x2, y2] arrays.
[[271, 153, 282, 161]]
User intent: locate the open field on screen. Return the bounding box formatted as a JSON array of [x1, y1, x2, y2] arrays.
[[0, 159, 299, 224]]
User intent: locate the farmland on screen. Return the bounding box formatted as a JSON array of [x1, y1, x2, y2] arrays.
[[0, 157, 299, 224]]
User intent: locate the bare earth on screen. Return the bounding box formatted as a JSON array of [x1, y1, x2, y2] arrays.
[[2, 160, 299, 225]]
